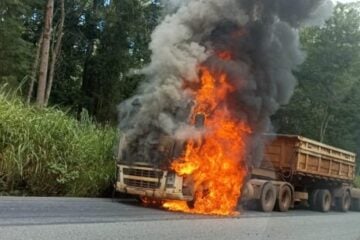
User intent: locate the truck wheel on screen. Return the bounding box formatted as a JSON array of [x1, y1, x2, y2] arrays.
[[259, 182, 276, 212], [316, 189, 332, 212], [276, 185, 292, 212], [186, 200, 195, 209], [351, 199, 360, 211], [137, 197, 162, 207], [335, 191, 351, 212], [309, 189, 320, 210], [137, 196, 149, 205]]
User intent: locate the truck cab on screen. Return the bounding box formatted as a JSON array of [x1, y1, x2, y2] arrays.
[[115, 163, 192, 201], [115, 113, 205, 202], [115, 127, 196, 202]]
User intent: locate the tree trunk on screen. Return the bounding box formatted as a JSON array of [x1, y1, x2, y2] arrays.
[[45, 0, 65, 107], [79, 0, 99, 117], [27, 32, 43, 104], [319, 108, 332, 143], [36, 0, 54, 107]]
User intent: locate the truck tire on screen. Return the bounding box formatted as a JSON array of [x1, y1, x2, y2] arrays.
[[259, 182, 276, 212], [186, 200, 195, 209], [316, 189, 332, 212], [309, 189, 320, 210], [276, 185, 292, 212], [137, 196, 148, 205], [335, 191, 351, 212], [137, 197, 162, 207], [351, 199, 360, 211]]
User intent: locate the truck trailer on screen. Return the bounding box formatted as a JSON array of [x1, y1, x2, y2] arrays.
[[115, 134, 360, 213]]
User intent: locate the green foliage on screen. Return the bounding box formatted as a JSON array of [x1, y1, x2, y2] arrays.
[[0, 0, 33, 87], [78, 0, 161, 122], [0, 0, 161, 196], [274, 3, 360, 156], [1, 0, 161, 122], [354, 176, 360, 188], [0, 87, 117, 196]]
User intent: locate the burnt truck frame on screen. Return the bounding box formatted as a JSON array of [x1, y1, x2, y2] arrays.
[[115, 131, 360, 212]]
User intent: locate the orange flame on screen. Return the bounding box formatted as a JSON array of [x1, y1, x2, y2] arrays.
[[163, 56, 251, 216], [217, 51, 232, 61]]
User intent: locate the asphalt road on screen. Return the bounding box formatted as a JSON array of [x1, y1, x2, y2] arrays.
[[0, 197, 360, 240]]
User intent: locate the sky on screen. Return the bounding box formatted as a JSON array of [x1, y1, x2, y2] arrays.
[[334, 0, 358, 3]]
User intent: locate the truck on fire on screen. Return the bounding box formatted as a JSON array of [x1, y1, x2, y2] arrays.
[[115, 127, 360, 213]]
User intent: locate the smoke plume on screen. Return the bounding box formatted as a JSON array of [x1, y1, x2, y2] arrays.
[[118, 0, 333, 167]]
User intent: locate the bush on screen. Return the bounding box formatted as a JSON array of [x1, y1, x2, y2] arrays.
[[0, 88, 117, 196]]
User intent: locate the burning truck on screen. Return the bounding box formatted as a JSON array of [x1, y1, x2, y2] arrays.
[[115, 0, 360, 215], [116, 114, 360, 215]]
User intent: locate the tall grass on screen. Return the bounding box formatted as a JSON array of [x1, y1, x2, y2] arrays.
[[0, 87, 117, 196]]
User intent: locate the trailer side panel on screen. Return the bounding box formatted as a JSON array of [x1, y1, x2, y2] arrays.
[[261, 135, 356, 182]]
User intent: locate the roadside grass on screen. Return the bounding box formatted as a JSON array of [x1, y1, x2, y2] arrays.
[[0, 87, 117, 196]]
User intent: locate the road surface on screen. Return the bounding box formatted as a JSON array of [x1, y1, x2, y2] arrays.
[[0, 197, 359, 240]]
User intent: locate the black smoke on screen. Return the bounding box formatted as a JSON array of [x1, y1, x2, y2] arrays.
[[118, 0, 333, 167]]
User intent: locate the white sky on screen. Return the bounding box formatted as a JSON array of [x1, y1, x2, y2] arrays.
[[334, 0, 359, 3]]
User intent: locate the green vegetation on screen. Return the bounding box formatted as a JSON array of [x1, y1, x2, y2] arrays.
[[0, 88, 117, 196], [0, 0, 161, 121], [274, 4, 360, 175], [0, 0, 158, 196], [354, 176, 360, 188]]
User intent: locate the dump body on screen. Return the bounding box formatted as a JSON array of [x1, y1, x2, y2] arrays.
[[243, 135, 360, 212], [260, 135, 356, 183]]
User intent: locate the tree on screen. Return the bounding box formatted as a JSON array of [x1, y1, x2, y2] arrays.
[[273, 3, 360, 154], [27, 32, 43, 104], [1, 0, 161, 119], [0, 0, 33, 87], [79, 0, 161, 122], [36, 0, 54, 107], [45, 0, 65, 106], [44, 0, 100, 109], [32, 0, 66, 107]]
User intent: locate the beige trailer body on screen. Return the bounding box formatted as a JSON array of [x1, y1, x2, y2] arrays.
[[261, 135, 356, 182], [243, 135, 359, 212]]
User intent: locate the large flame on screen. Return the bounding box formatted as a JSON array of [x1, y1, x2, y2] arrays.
[[163, 56, 251, 216]]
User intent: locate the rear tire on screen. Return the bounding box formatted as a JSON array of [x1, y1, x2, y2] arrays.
[[316, 189, 332, 212], [276, 185, 292, 212], [186, 200, 195, 209], [259, 182, 276, 212], [351, 198, 360, 211], [335, 191, 351, 212], [309, 189, 320, 210], [137, 197, 162, 207], [137, 196, 148, 204]]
